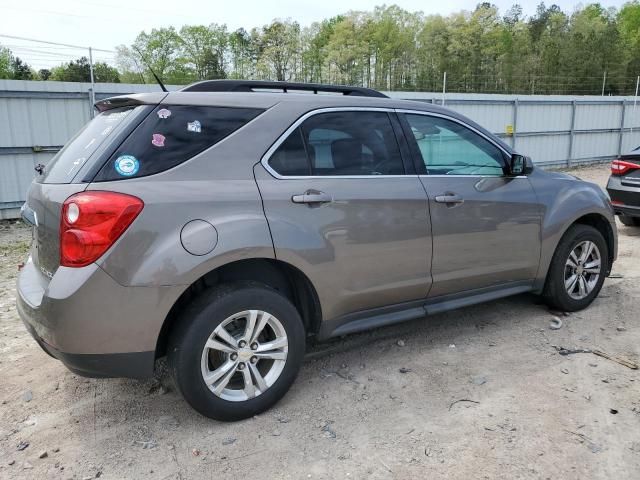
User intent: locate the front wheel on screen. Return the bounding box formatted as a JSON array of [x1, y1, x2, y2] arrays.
[[543, 224, 608, 312], [168, 284, 305, 421]]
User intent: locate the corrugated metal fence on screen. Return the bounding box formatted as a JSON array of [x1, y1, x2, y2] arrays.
[[1, 80, 640, 219]]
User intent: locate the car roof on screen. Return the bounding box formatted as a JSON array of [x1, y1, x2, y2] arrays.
[[100, 90, 448, 113], [97, 91, 514, 154]]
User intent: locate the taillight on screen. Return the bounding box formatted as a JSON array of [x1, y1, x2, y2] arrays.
[[611, 159, 639, 176], [60, 191, 143, 267]]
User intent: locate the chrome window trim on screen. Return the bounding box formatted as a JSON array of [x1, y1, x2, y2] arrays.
[[260, 107, 412, 180], [395, 108, 512, 158], [260, 106, 522, 180]]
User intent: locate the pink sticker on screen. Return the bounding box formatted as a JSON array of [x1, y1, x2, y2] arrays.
[[157, 108, 171, 119], [152, 133, 166, 147]]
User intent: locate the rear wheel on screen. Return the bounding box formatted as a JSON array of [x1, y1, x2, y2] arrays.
[[168, 284, 305, 421], [619, 215, 640, 227], [543, 224, 608, 312]]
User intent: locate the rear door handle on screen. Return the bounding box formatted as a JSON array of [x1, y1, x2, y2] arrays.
[[434, 193, 464, 204], [292, 191, 333, 205]]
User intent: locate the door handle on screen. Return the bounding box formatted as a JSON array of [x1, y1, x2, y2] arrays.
[[291, 190, 333, 204], [434, 193, 464, 204]]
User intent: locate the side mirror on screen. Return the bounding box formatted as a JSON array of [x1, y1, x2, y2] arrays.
[[509, 154, 533, 176]]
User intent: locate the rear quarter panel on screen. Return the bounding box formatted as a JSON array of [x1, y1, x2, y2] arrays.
[[90, 106, 293, 287]]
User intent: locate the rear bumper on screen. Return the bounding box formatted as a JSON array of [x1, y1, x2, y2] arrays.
[[16, 254, 183, 378], [20, 316, 154, 378], [607, 176, 640, 217], [611, 203, 640, 218]]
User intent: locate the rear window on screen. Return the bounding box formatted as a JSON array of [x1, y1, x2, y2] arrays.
[[93, 105, 263, 181], [42, 106, 139, 183]]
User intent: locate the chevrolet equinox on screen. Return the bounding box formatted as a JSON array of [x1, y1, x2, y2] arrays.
[[17, 80, 617, 420]]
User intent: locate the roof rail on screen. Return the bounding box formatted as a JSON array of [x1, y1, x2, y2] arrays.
[[181, 80, 388, 98]]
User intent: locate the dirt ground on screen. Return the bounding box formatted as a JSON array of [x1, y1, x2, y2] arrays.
[[1, 164, 639, 480]]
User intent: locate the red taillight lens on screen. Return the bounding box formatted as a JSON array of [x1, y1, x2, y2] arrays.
[[60, 191, 144, 267], [611, 159, 639, 176]]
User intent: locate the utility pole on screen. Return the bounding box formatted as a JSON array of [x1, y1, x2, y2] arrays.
[[601, 70, 607, 96], [632, 75, 639, 134], [442, 71, 447, 106], [88, 47, 96, 117]]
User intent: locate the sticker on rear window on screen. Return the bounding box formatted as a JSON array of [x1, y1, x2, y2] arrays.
[[157, 108, 172, 119], [114, 155, 139, 176], [151, 133, 166, 148], [187, 120, 201, 133]]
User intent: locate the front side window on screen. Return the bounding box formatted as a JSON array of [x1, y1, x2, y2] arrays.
[[404, 114, 505, 176], [94, 105, 263, 181], [268, 111, 404, 176]]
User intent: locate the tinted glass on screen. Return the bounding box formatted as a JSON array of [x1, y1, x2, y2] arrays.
[[303, 112, 403, 176], [42, 106, 139, 184], [405, 114, 505, 176], [94, 105, 263, 181], [269, 111, 404, 176], [268, 128, 311, 176]]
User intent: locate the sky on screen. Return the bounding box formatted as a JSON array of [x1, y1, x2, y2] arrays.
[[0, 0, 631, 69]]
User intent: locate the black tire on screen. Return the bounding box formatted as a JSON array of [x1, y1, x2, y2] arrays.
[[167, 283, 305, 421], [542, 224, 608, 312], [619, 215, 640, 227]]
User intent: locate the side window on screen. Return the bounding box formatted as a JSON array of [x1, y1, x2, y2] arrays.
[[268, 128, 311, 176], [94, 105, 263, 181], [268, 111, 404, 176], [404, 114, 505, 176]]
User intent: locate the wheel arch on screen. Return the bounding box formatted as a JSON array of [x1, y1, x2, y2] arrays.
[[571, 212, 615, 274], [535, 211, 616, 293], [155, 258, 322, 358]]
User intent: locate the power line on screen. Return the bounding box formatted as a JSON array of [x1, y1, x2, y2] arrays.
[[0, 34, 114, 53]]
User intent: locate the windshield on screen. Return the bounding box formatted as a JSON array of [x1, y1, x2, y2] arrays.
[[41, 106, 139, 184]]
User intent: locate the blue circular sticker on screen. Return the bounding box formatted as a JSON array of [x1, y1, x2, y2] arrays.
[[114, 155, 139, 176]]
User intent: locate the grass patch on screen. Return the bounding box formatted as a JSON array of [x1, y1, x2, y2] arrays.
[[0, 241, 31, 257]]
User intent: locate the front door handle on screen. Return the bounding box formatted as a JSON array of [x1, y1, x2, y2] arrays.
[[434, 193, 464, 204], [292, 190, 333, 204]]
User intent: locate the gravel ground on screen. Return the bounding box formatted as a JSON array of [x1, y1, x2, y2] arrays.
[[0, 164, 639, 479]]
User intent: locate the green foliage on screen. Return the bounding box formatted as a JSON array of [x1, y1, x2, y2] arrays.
[[8, 2, 637, 94], [11, 57, 33, 80], [50, 57, 120, 83], [0, 46, 12, 79], [112, 2, 639, 94]]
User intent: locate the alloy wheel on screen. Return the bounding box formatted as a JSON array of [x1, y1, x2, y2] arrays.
[[200, 310, 288, 402], [564, 240, 601, 300]]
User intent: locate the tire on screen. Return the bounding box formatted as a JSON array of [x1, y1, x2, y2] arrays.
[[168, 283, 305, 421], [543, 224, 608, 312], [619, 215, 640, 227]]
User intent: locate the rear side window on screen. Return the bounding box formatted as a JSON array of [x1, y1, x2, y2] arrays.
[[94, 105, 263, 181], [42, 106, 140, 184], [268, 111, 404, 176]]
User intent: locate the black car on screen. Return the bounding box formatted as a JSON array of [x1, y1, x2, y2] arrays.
[[607, 146, 640, 227]]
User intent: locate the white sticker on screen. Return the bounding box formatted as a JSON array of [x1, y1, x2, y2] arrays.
[[157, 108, 172, 119], [187, 120, 201, 133]]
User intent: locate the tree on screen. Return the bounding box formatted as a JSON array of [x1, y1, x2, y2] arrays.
[[127, 27, 184, 83], [11, 57, 33, 80], [6, 3, 636, 94], [179, 24, 228, 79], [0, 46, 12, 79], [259, 20, 300, 81], [38, 69, 51, 80], [50, 57, 120, 83]]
